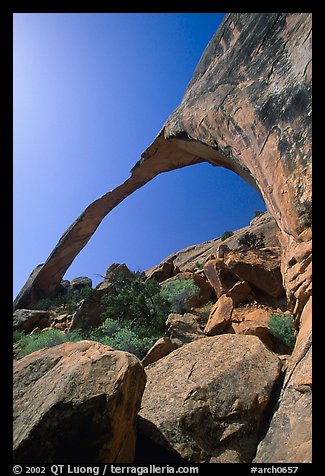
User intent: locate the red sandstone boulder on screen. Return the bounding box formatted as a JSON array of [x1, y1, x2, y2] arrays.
[[224, 248, 285, 298], [139, 334, 281, 463], [13, 341, 146, 463], [204, 294, 234, 336]]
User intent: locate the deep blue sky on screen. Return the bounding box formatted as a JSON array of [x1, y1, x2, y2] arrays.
[[13, 13, 266, 297]]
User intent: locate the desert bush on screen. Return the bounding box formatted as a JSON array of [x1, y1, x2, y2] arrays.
[[87, 317, 158, 358], [16, 329, 67, 358], [238, 231, 265, 249], [100, 271, 170, 330], [195, 261, 204, 270], [254, 210, 264, 218], [268, 312, 296, 350], [221, 231, 234, 241], [32, 286, 93, 313], [160, 279, 199, 314]]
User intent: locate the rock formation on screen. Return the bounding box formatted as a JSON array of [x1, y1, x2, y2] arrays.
[[13, 341, 146, 463], [13, 12, 312, 463], [139, 334, 282, 463]]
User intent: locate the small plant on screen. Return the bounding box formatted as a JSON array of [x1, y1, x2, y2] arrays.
[[195, 261, 204, 270], [32, 286, 94, 313], [160, 279, 199, 314], [268, 312, 296, 350], [254, 210, 264, 218], [221, 231, 234, 241], [16, 329, 68, 358], [238, 232, 265, 249]]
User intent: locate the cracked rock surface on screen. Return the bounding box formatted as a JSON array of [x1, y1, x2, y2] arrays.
[[139, 334, 281, 463]]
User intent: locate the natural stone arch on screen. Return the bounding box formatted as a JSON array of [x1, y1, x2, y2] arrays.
[[14, 12, 312, 319], [13, 12, 312, 464]]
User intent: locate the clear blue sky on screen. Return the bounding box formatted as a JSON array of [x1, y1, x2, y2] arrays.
[[13, 13, 266, 297]]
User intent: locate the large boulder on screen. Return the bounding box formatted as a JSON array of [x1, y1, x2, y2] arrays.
[[70, 276, 92, 291], [139, 334, 281, 463], [13, 309, 55, 333], [224, 248, 285, 298], [145, 261, 179, 283], [203, 294, 234, 336], [68, 290, 105, 332], [13, 341, 146, 463]]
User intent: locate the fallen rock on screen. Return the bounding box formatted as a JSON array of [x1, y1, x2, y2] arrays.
[[13, 309, 54, 334], [70, 276, 92, 291], [166, 313, 206, 347], [139, 334, 281, 463], [141, 337, 177, 367], [204, 294, 234, 336], [13, 340, 146, 463], [68, 292, 105, 332], [226, 280, 256, 306], [145, 261, 178, 283], [224, 248, 285, 298], [204, 259, 239, 298], [96, 263, 132, 291]]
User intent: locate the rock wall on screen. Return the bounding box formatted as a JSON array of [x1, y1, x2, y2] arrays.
[[13, 13, 312, 463]]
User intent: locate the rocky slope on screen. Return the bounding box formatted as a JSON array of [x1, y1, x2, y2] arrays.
[[13, 13, 312, 464]]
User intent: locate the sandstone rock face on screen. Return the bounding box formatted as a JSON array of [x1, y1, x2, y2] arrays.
[[139, 335, 281, 463], [13, 341, 146, 463], [145, 261, 179, 283], [226, 280, 255, 306], [230, 306, 275, 350], [14, 13, 311, 319], [254, 297, 312, 463]]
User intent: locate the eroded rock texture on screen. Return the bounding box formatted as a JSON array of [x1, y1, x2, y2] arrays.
[[14, 13, 311, 314], [139, 334, 281, 463], [13, 341, 146, 463], [14, 13, 312, 463]]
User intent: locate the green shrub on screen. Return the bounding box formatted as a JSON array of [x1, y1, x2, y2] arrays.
[[13, 330, 25, 343], [32, 286, 93, 313], [160, 279, 199, 314], [238, 231, 265, 249], [268, 313, 296, 350], [16, 329, 68, 358], [87, 318, 158, 359], [100, 271, 170, 330], [195, 261, 204, 270], [254, 210, 264, 218], [221, 231, 234, 241]]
